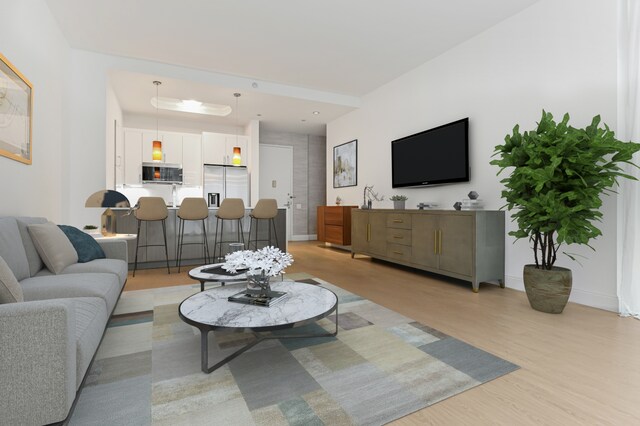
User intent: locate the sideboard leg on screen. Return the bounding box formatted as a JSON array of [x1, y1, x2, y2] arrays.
[[472, 281, 479, 293], [499, 279, 505, 288]]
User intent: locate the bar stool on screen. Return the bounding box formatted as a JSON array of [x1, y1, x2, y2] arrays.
[[176, 197, 210, 272], [212, 198, 245, 262], [133, 197, 170, 277], [247, 199, 279, 250]]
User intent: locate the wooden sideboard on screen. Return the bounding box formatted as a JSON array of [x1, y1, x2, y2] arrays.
[[317, 206, 358, 245], [351, 209, 505, 292]]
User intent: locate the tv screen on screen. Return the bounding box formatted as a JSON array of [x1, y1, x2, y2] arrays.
[[391, 118, 469, 188]]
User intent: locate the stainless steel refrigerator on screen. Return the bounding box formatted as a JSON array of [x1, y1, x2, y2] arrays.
[[203, 164, 249, 207]]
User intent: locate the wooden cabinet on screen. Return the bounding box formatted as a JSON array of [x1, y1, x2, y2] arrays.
[[351, 210, 387, 256], [352, 209, 505, 292], [317, 206, 357, 245]]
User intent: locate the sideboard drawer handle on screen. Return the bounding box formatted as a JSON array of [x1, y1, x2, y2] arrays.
[[393, 250, 403, 255], [393, 235, 403, 239], [393, 219, 403, 223]]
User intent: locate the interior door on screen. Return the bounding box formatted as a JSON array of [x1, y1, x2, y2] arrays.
[[259, 144, 293, 241]]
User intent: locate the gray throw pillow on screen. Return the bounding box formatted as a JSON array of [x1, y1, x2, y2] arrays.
[[0, 256, 24, 303], [28, 222, 78, 274]]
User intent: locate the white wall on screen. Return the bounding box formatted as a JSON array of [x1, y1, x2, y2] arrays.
[[327, 0, 619, 310], [0, 0, 69, 221]]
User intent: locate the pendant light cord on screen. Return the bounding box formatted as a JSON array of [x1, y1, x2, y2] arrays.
[[153, 81, 161, 141], [234, 93, 241, 145]]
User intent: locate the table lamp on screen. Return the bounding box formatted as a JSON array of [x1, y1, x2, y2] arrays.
[[85, 190, 131, 236]]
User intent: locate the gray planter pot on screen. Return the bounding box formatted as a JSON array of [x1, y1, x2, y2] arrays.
[[523, 265, 572, 314], [393, 200, 405, 210]]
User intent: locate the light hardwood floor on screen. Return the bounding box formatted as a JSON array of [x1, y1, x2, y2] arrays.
[[124, 241, 640, 425]]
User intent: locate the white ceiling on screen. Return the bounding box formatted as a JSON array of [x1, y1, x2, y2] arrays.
[[109, 71, 355, 136], [47, 0, 540, 135]]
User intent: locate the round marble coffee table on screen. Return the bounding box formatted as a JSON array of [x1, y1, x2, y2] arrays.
[[179, 281, 338, 373], [188, 263, 249, 292]]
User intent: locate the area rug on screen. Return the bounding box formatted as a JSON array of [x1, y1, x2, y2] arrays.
[[70, 274, 518, 425]]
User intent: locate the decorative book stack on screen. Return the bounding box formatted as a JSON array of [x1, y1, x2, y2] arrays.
[[461, 199, 485, 210]]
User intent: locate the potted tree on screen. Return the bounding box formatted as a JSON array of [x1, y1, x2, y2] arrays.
[[390, 195, 408, 210], [491, 111, 639, 313]]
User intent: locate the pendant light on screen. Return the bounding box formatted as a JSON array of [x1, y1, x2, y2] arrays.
[[232, 92, 242, 166], [152, 81, 163, 162]]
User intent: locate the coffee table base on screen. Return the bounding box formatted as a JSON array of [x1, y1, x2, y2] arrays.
[[198, 309, 339, 374]]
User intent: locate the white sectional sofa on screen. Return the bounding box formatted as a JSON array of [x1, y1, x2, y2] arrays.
[[0, 216, 128, 425]]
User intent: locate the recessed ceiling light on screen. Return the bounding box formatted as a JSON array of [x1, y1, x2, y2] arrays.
[[301, 119, 306, 122], [151, 97, 232, 116], [312, 111, 320, 115], [257, 114, 262, 117]]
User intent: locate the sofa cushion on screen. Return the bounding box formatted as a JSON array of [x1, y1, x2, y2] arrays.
[[66, 297, 108, 389], [28, 223, 78, 274], [58, 225, 106, 263], [21, 273, 122, 314], [36, 258, 128, 287], [0, 256, 24, 303], [0, 217, 30, 281], [16, 217, 48, 276]]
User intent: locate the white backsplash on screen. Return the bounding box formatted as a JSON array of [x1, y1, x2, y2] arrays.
[[119, 185, 203, 207]]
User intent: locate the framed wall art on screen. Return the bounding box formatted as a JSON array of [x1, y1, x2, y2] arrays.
[[333, 139, 357, 188], [0, 53, 33, 165]]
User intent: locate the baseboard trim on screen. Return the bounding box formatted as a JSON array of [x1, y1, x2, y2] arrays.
[[291, 234, 317, 241], [505, 274, 619, 312]]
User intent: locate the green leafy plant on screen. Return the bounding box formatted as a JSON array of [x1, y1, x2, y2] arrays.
[[491, 111, 640, 270], [390, 195, 408, 201]]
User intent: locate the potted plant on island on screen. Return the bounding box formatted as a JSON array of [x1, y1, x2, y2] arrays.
[[390, 195, 408, 210], [491, 111, 639, 313]]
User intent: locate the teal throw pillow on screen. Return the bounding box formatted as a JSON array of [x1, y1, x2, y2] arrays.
[[58, 225, 106, 263]]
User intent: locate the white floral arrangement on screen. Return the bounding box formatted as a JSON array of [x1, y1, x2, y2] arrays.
[[222, 246, 294, 277]]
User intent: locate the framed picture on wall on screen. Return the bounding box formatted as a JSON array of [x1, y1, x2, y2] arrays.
[[333, 139, 357, 188], [0, 53, 33, 165]]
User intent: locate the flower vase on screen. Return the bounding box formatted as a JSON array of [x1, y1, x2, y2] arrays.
[[246, 270, 272, 297]]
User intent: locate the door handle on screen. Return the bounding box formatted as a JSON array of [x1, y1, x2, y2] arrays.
[[367, 223, 371, 241], [434, 230, 437, 254], [439, 230, 443, 254]]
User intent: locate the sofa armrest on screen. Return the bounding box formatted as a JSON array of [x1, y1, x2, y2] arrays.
[[0, 300, 76, 425], [97, 239, 128, 263]]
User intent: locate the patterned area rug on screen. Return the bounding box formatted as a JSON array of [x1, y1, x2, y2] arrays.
[[70, 274, 518, 425]]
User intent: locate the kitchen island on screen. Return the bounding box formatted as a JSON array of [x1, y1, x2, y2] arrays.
[[112, 207, 286, 269]]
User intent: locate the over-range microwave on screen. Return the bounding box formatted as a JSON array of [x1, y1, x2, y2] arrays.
[[141, 162, 183, 184]]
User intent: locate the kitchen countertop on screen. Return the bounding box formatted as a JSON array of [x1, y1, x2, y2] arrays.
[[112, 206, 286, 210]]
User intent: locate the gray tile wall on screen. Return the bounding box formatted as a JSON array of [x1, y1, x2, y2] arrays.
[[260, 130, 326, 237]]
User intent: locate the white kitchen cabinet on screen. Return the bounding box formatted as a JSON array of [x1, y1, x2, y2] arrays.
[[203, 132, 248, 166], [182, 133, 202, 186], [124, 130, 143, 185], [115, 123, 125, 187], [202, 132, 226, 164], [162, 132, 183, 164]]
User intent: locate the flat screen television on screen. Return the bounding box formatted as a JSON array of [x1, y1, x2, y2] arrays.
[[391, 118, 469, 188]]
